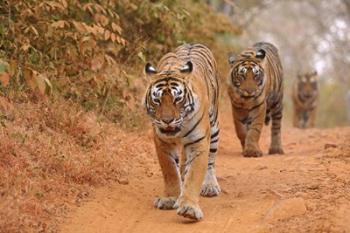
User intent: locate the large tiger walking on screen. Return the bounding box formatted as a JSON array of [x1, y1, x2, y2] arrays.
[[143, 44, 220, 221], [227, 42, 284, 157]]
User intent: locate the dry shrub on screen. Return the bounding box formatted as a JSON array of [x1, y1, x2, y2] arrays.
[[0, 98, 155, 232], [0, 1, 240, 232], [0, 0, 239, 127]]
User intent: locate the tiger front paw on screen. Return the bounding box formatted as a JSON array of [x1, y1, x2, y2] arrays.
[[154, 196, 177, 210], [242, 148, 263, 157], [201, 170, 221, 197], [174, 197, 203, 221], [201, 180, 221, 197], [268, 147, 284, 155]]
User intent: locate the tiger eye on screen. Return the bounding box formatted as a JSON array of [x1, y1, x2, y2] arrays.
[[238, 66, 247, 74], [153, 98, 161, 105], [174, 96, 182, 103]]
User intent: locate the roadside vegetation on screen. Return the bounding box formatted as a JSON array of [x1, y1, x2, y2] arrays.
[[0, 1, 239, 232]]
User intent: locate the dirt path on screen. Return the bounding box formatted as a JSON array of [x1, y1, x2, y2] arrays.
[[60, 111, 350, 233]]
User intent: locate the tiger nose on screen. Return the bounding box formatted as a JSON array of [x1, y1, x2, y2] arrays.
[[243, 89, 255, 95], [162, 117, 174, 124]]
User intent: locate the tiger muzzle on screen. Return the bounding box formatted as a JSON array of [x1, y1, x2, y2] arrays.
[[158, 118, 182, 135], [239, 88, 258, 98]]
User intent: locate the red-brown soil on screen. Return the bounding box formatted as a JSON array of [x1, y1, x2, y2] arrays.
[[60, 109, 350, 233]]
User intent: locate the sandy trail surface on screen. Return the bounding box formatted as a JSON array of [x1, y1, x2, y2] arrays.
[[60, 111, 350, 233]]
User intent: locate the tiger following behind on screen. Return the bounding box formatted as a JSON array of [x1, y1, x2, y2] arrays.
[[292, 71, 319, 128], [347, 90, 350, 122], [227, 42, 284, 157], [143, 44, 220, 221]]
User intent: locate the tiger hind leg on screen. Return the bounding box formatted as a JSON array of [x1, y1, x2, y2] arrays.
[[201, 127, 221, 197]]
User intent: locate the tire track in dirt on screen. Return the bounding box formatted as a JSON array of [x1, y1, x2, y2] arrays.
[[60, 110, 350, 233]]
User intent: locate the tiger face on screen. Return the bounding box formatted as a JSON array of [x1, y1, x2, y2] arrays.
[[144, 62, 196, 136], [229, 49, 266, 98], [297, 71, 318, 100]]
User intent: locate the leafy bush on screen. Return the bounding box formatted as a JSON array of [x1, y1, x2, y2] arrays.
[[0, 0, 238, 127]]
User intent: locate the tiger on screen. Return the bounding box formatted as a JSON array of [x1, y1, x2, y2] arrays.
[[227, 42, 284, 157], [292, 71, 319, 128], [347, 90, 350, 122], [143, 43, 221, 221]]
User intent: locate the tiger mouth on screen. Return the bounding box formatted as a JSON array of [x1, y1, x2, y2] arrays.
[[236, 88, 261, 99], [159, 126, 181, 135], [241, 94, 256, 99], [240, 92, 259, 99], [300, 93, 314, 100]]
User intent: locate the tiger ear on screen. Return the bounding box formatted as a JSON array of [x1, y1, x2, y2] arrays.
[[180, 61, 193, 73], [256, 49, 266, 59], [145, 63, 157, 75], [228, 55, 235, 65]]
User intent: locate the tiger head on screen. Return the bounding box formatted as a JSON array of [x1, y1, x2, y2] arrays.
[[297, 71, 318, 100], [143, 61, 197, 137], [228, 49, 266, 98]]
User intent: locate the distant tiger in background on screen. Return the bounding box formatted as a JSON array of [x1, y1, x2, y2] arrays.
[[143, 44, 220, 221], [227, 42, 284, 157], [292, 71, 319, 128], [347, 90, 350, 122]]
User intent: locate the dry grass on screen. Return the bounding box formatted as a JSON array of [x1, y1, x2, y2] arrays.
[[0, 97, 154, 233], [0, 1, 241, 232]]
